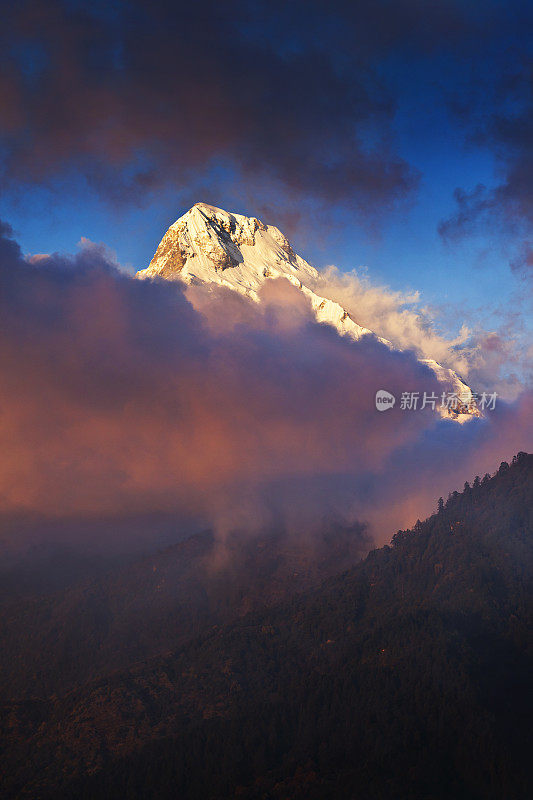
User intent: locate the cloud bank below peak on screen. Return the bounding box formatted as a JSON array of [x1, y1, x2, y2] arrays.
[[0, 219, 531, 551]]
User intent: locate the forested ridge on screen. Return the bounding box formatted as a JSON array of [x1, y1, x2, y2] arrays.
[[1, 454, 532, 799]]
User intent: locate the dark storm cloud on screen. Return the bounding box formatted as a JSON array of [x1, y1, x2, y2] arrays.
[[2, 0, 530, 226], [0, 0, 506, 215], [0, 0, 410, 211]]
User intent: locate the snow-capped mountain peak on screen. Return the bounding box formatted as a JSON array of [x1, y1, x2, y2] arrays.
[[136, 204, 478, 417], [136, 203, 373, 339], [137, 202, 317, 294]]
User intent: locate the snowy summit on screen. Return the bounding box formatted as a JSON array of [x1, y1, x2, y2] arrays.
[[136, 203, 478, 417]]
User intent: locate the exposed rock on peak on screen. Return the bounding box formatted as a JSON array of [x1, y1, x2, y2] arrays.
[[136, 203, 316, 296]]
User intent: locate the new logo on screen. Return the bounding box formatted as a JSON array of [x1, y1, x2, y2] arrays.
[[375, 389, 396, 411]]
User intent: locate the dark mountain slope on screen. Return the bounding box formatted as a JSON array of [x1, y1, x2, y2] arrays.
[[0, 521, 368, 701], [1, 454, 532, 799]]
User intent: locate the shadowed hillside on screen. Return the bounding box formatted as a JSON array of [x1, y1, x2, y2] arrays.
[[1, 454, 532, 799], [0, 522, 369, 701]]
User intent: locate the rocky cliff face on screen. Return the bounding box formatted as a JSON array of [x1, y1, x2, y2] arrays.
[[136, 203, 479, 418], [137, 202, 318, 294]]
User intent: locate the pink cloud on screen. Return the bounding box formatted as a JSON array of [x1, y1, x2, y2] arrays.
[[0, 225, 531, 551]]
